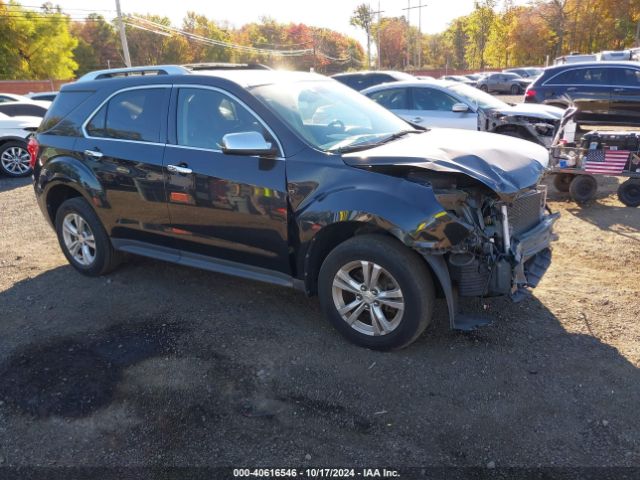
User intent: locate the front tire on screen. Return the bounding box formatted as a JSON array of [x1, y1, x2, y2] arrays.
[[318, 235, 434, 350], [0, 141, 31, 177], [55, 197, 122, 276], [510, 84, 521, 95]]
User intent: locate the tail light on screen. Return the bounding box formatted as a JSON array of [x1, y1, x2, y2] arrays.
[[27, 136, 39, 169], [525, 88, 537, 99]]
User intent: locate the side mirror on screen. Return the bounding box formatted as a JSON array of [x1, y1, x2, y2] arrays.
[[452, 103, 470, 113], [221, 131, 277, 156]]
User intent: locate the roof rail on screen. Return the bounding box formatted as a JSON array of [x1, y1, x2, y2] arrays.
[[182, 62, 271, 71], [76, 65, 189, 82]]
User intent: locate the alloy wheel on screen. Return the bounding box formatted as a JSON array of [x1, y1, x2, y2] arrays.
[[331, 260, 405, 336], [0, 146, 31, 175], [62, 213, 97, 266]]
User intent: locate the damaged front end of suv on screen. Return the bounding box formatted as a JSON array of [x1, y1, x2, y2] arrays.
[[343, 129, 559, 331], [478, 104, 564, 148]]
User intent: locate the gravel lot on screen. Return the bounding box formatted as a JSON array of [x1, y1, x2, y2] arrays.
[[0, 171, 639, 469]]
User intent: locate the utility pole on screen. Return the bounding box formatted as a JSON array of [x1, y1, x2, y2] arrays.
[[115, 0, 131, 67], [372, 2, 384, 70], [402, 2, 427, 69]]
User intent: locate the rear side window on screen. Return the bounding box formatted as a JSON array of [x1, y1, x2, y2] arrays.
[[39, 90, 94, 132], [367, 88, 409, 110], [86, 88, 166, 142]]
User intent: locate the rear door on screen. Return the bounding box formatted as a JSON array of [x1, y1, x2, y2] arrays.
[[409, 87, 477, 129], [75, 86, 172, 247], [609, 67, 640, 125], [162, 85, 290, 274]]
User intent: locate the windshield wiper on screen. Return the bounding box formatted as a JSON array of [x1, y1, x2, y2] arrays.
[[333, 129, 422, 153]]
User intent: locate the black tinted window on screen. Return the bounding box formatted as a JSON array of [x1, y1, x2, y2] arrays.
[[0, 104, 47, 117], [368, 88, 409, 110], [548, 68, 609, 85], [87, 88, 166, 142], [176, 88, 267, 150], [616, 68, 640, 86], [411, 88, 457, 111]]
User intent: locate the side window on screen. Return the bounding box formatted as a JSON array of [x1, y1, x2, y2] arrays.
[[367, 88, 409, 110], [573, 68, 609, 85], [176, 88, 268, 150], [548, 68, 609, 85], [86, 88, 166, 142], [411, 88, 457, 111], [0, 104, 46, 117], [616, 68, 640, 87]]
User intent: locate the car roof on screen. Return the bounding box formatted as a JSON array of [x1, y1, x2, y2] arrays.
[[544, 61, 640, 72], [361, 79, 460, 93], [64, 69, 330, 92], [75, 63, 272, 82], [332, 70, 412, 78]]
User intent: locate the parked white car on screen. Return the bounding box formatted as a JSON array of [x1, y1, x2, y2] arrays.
[[362, 79, 564, 147], [0, 112, 41, 177]]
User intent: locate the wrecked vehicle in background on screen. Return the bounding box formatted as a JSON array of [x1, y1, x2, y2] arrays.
[[33, 69, 558, 350], [363, 79, 564, 147]]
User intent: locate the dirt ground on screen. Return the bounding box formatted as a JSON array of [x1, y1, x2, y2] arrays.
[[0, 172, 639, 470]]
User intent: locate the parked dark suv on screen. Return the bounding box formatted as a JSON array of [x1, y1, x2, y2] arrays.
[[331, 71, 415, 91], [31, 68, 558, 349], [525, 61, 640, 125]]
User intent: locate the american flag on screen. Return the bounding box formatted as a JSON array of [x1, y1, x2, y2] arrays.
[[584, 149, 630, 174]]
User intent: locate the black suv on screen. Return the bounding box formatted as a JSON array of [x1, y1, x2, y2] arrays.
[[525, 61, 640, 125], [32, 68, 558, 349], [331, 71, 415, 91]]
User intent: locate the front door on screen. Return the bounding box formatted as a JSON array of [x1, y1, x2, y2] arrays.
[[163, 86, 290, 274], [410, 87, 477, 130], [610, 67, 640, 126]]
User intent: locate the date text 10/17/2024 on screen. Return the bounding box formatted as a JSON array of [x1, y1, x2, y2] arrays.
[[233, 468, 401, 478]]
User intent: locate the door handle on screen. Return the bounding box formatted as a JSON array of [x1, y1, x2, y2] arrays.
[[167, 164, 192, 175], [84, 149, 103, 159], [413, 117, 423, 123], [566, 87, 577, 92], [613, 88, 625, 92]]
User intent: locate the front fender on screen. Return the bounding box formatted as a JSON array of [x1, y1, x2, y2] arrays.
[[295, 175, 461, 248]]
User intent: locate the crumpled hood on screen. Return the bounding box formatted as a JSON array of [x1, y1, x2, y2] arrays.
[[495, 103, 564, 120], [342, 129, 548, 198]]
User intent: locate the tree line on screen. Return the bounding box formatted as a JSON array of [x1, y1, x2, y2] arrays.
[[355, 0, 640, 70], [0, 1, 364, 80]]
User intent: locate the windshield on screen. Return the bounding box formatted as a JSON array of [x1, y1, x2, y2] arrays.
[[449, 83, 508, 110], [251, 79, 412, 152]]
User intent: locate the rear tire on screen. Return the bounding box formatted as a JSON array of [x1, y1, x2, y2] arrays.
[[553, 173, 574, 192], [510, 85, 521, 95], [55, 197, 123, 276], [479, 85, 488, 92], [569, 174, 598, 204], [0, 141, 31, 177], [318, 235, 434, 350], [617, 179, 640, 207]]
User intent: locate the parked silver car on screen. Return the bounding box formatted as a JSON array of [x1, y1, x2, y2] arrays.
[[477, 72, 532, 94], [362, 79, 563, 148]]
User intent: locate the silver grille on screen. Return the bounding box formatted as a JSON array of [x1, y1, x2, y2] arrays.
[[508, 190, 545, 236]]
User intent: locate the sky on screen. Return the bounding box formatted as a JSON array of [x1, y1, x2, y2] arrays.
[[44, 0, 488, 46]]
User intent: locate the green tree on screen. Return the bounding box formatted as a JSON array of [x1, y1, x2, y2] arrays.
[[464, 0, 496, 69], [0, 2, 77, 80], [350, 3, 375, 69], [71, 14, 120, 75], [182, 12, 232, 63]]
